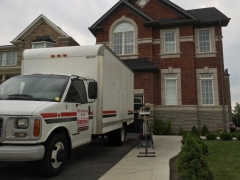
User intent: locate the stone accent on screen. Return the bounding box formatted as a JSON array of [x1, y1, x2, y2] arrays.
[[154, 109, 198, 133], [154, 105, 229, 133]]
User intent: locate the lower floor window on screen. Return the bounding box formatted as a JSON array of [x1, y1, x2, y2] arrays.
[[165, 74, 177, 105], [201, 74, 214, 105], [0, 51, 18, 66]]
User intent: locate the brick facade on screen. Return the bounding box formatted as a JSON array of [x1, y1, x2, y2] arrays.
[[91, 0, 231, 132], [16, 21, 78, 66]]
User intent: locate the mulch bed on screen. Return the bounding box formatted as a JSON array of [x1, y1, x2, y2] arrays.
[[170, 156, 181, 180]]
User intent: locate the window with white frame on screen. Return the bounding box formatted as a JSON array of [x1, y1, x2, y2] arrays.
[[200, 74, 214, 105], [199, 29, 211, 53], [0, 51, 18, 66], [164, 30, 176, 53], [113, 22, 134, 55], [32, 42, 55, 49], [165, 74, 177, 105]]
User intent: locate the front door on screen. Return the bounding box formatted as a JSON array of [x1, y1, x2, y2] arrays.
[[65, 78, 92, 142]]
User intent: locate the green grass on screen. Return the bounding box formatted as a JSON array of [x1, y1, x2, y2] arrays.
[[204, 140, 240, 180]]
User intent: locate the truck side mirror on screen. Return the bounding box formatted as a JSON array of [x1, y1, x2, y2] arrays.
[[88, 82, 98, 99]]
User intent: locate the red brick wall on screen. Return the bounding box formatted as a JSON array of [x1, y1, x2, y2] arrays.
[[95, 3, 227, 106], [134, 72, 154, 103], [129, 0, 180, 19]]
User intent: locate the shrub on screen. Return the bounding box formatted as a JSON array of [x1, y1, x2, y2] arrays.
[[177, 135, 214, 180], [182, 133, 208, 154], [191, 125, 199, 136], [235, 133, 240, 140], [206, 133, 217, 140], [220, 132, 233, 140], [201, 125, 209, 136], [151, 117, 172, 135]]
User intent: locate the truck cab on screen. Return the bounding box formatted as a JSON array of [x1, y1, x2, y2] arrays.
[[0, 45, 134, 177]]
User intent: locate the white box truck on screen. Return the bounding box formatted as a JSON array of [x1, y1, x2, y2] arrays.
[[0, 45, 134, 177]]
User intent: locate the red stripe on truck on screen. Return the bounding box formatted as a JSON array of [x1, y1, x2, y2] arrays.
[[103, 111, 116, 114], [61, 112, 77, 117], [41, 113, 58, 118]]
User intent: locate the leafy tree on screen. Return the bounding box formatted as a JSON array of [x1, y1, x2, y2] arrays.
[[232, 102, 240, 120]]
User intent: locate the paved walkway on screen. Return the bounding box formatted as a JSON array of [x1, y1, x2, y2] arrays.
[[99, 136, 182, 180]]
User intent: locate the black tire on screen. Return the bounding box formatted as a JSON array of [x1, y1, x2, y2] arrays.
[[114, 127, 125, 146], [37, 133, 68, 177]]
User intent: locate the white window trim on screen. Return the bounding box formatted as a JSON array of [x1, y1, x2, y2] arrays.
[[109, 16, 139, 59], [165, 74, 178, 105], [196, 67, 219, 106], [161, 68, 182, 105], [195, 27, 217, 58], [200, 74, 214, 105], [164, 29, 176, 54], [198, 29, 211, 53], [31, 41, 55, 49], [160, 28, 181, 59]]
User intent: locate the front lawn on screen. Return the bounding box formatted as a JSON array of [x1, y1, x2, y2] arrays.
[[204, 140, 240, 180]]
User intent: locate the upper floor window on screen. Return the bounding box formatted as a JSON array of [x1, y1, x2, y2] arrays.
[[200, 74, 214, 105], [32, 42, 55, 49], [113, 22, 134, 55], [0, 51, 18, 66], [164, 30, 176, 53], [199, 29, 211, 53], [165, 74, 177, 105]]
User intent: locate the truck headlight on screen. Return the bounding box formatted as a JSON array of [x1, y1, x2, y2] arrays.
[[16, 118, 29, 129]]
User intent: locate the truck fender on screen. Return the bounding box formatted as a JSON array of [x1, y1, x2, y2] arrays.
[[41, 124, 71, 142]]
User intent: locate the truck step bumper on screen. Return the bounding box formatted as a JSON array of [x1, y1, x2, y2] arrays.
[[0, 145, 45, 161]]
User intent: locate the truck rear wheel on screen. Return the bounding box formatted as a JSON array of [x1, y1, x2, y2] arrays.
[[37, 133, 68, 177], [108, 127, 125, 146]]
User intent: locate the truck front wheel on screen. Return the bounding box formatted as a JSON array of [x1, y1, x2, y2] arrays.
[[37, 133, 68, 177]]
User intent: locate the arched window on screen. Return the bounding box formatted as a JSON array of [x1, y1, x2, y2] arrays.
[[113, 22, 134, 55]]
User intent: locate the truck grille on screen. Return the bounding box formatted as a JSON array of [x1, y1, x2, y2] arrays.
[[0, 118, 3, 138]]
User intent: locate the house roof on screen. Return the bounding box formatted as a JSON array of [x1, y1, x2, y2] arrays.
[[187, 8, 231, 26], [89, 0, 230, 35], [122, 59, 159, 72], [11, 14, 79, 45]]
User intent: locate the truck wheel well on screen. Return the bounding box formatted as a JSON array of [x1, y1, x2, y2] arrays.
[[50, 127, 72, 158]]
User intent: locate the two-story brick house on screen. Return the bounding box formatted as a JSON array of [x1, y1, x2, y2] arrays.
[[89, 0, 231, 132], [0, 14, 79, 84]]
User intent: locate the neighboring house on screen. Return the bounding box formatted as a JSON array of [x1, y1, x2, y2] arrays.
[[89, 0, 231, 132], [0, 14, 79, 84]]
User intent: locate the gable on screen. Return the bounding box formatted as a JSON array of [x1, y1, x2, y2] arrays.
[[89, 0, 197, 35], [128, 0, 183, 20], [10, 14, 77, 46]]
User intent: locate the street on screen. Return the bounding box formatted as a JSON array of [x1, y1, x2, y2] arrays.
[[0, 137, 137, 180]]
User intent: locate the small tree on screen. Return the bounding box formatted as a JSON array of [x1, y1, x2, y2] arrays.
[[191, 125, 199, 136], [177, 135, 214, 180], [201, 125, 209, 136]]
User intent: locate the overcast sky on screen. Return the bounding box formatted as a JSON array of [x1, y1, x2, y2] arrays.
[[0, 0, 239, 108]]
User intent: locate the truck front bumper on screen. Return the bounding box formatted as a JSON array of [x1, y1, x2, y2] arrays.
[[0, 145, 45, 161]]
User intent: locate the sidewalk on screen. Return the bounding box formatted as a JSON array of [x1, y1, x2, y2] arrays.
[[99, 136, 182, 180]]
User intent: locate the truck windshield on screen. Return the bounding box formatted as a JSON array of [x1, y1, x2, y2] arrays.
[[0, 75, 69, 101]]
